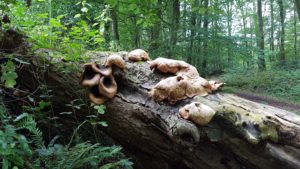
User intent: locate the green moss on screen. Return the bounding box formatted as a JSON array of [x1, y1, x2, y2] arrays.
[[217, 105, 278, 144]]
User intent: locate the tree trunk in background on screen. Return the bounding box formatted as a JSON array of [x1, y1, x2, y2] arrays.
[[295, 0, 300, 21], [256, 0, 266, 70], [15, 52, 300, 169], [195, 0, 203, 68], [134, 16, 140, 49], [226, 0, 233, 67], [149, 0, 162, 52], [187, 1, 197, 64], [294, 6, 298, 59], [169, 0, 180, 58], [277, 0, 286, 65], [202, 0, 209, 69], [270, 0, 275, 53], [110, 8, 120, 46], [104, 21, 111, 49]]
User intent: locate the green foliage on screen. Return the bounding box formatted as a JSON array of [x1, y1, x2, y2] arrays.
[[220, 69, 300, 103], [0, 60, 18, 88], [0, 102, 133, 169]]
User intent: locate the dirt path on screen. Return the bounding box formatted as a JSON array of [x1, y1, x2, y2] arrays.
[[234, 91, 300, 114]]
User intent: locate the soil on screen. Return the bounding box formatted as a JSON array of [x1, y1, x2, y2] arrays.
[[234, 91, 300, 115]]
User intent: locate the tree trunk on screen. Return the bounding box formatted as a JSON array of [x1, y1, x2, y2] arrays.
[[295, 0, 300, 21], [270, 0, 275, 53], [13, 51, 300, 169], [202, 0, 209, 69], [277, 0, 286, 65], [169, 0, 180, 58], [187, 1, 197, 64], [294, 6, 298, 59], [256, 0, 266, 70], [226, 0, 233, 67], [110, 7, 120, 46], [149, 0, 162, 53]]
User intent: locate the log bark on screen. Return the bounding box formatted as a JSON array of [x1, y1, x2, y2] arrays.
[[13, 51, 300, 169]]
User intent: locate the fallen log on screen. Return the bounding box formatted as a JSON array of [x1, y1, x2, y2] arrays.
[[11, 51, 300, 169]]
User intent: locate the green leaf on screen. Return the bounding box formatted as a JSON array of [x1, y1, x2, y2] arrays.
[[98, 121, 108, 127], [59, 112, 73, 115], [94, 105, 106, 114], [74, 14, 81, 18], [13, 58, 30, 65], [81, 7, 88, 13], [3, 71, 17, 88]]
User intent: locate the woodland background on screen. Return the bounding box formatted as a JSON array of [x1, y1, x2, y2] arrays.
[[0, 0, 300, 168]]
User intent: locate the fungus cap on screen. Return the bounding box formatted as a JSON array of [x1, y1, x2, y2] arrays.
[[105, 54, 126, 69], [80, 63, 101, 87], [128, 49, 150, 61], [98, 75, 118, 99], [88, 85, 106, 105], [179, 102, 216, 125]]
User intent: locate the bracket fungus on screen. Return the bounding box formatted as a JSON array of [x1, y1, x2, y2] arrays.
[[149, 57, 223, 125], [105, 54, 126, 69], [179, 102, 216, 126], [80, 54, 126, 104], [149, 58, 224, 103], [127, 49, 150, 62]]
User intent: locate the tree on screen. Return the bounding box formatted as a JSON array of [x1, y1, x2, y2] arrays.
[[295, 0, 300, 20], [270, 0, 275, 53], [277, 0, 285, 65], [226, 0, 233, 66], [110, 7, 120, 47], [169, 0, 180, 58], [149, 0, 162, 53], [202, 0, 209, 69], [256, 0, 266, 70], [188, 0, 197, 63]]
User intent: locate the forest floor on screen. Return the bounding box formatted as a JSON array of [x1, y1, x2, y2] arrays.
[[229, 90, 300, 115]]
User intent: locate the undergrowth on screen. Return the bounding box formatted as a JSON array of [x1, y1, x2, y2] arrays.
[[220, 69, 300, 103], [0, 100, 133, 169]]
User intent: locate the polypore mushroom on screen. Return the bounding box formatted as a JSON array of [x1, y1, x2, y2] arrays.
[[150, 75, 188, 103], [176, 65, 199, 79], [185, 77, 211, 97], [149, 57, 224, 103], [209, 80, 225, 91], [149, 57, 189, 74], [128, 49, 150, 62], [79, 63, 101, 87], [89, 85, 107, 104], [98, 75, 118, 99], [179, 102, 216, 126], [105, 54, 126, 69]]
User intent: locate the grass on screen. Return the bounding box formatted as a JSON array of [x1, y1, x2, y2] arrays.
[[219, 69, 300, 104]]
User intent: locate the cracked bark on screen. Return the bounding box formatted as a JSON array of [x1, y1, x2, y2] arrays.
[[14, 51, 300, 169]]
